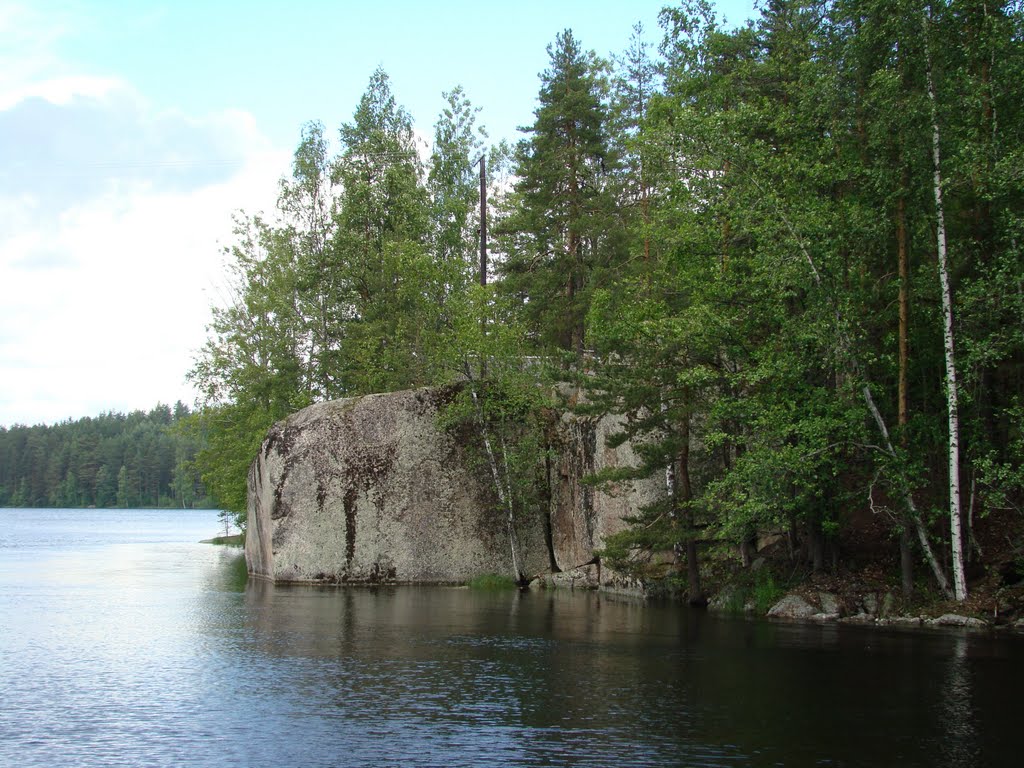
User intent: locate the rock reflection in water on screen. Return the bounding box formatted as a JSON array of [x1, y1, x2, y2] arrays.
[[233, 581, 1023, 767]]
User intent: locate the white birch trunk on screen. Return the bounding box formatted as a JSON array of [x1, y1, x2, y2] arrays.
[[925, 7, 968, 602], [661, 399, 677, 500], [660, 398, 684, 563], [470, 385, 522, 581]]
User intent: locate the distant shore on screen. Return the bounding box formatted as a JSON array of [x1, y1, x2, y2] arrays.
[[200, 533, 244, 547]]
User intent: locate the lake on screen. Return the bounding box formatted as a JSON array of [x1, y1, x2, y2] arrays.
[[0, 508, 1019, 767]]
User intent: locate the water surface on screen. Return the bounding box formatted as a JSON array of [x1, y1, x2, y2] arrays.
[[0, 508, 1018, 766]]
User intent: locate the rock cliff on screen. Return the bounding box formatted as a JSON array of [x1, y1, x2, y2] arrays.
[[547, 409, 663, 588], [246, 386, 662, 587]]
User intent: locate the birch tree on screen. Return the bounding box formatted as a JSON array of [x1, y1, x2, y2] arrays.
[[924, 4, 967, 600]]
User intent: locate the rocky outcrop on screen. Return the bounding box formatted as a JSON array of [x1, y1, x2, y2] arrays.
[[548, 410, 663, 580], [246, 386, 660, 586], [246, 387, 550, 584], [927, 614, 989, 629], [760, 592, 994, 629]]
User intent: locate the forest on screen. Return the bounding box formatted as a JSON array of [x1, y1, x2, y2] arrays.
[[0, 404, 211, 509], [188, 0, 1023, 604]]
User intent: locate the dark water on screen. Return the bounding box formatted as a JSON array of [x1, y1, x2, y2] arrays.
[[0, 509, 1019, 767]]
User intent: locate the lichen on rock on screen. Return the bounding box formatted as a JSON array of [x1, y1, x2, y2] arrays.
[[246, 385, 661, 589], [247, 387, 553, 584]]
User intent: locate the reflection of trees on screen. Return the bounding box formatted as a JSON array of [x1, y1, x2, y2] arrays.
[[940, 635, 977, 768], [201, 547, 248, 593], [223, 584, 1015, 766]]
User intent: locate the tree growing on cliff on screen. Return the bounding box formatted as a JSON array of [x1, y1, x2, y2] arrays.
[[329, 67, 438, 395], [186, 4, 1023, 596], [278, 120, 340, 402], [434, 283, 554, 584], [428, 86, 486, 282], [498, 29, 623, 356]]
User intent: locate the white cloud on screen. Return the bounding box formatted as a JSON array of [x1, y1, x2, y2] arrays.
[[0, 0, 297, 425], [0, 1, 78, 105], [0, 81, 290, 425], [0, 74, 124, 111]]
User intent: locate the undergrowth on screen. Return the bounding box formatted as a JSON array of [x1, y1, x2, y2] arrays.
[[467, 573, 518, 590]]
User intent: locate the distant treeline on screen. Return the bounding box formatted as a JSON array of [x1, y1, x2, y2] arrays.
[[0, 403, 212, 509]]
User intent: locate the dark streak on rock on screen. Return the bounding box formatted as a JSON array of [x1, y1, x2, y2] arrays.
[[267, 422, 303, 521], [343, 487, 358, 564], [368, 561, 398, 583], [348, 444, 397, 491], [344, 443, 398, 516], [263, 420, 297, 460], [581, 417, 597, 543], [413, 383, 461, 416]]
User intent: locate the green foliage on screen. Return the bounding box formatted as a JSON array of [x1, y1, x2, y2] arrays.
[[719, 587, 749, 615], [584, 0, 1024, 591], [752, 570, 785, 615], [498, 29, 624, 354], [467, 573, 518, 590], [186, 3, 1024, 592], [432, 284, 555, 580], [204, 534, 245, 547], [189, 70, 484, 527], [716, 569, 786, 615], [429, 85, 486, 274], [183, 404, 281, 527], [598, 509, 683, 579]]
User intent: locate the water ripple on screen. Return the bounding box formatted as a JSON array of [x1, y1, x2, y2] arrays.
[[1, 510, 1020, 767]]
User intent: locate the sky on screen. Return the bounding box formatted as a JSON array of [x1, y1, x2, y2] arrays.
[[0, 0, 758, 427]]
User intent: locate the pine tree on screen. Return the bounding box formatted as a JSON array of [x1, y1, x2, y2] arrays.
[[279, 120, 339, 401], [500, 30, 621, 356]]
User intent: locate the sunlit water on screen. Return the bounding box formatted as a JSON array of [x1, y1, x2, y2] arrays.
[[0, 508, 1020, 767]]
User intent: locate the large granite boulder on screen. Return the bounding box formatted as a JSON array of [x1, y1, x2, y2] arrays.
[[246, 387, 550, 584], [246, 385, 666, 588]]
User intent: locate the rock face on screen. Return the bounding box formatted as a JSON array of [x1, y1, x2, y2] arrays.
[[548, 410, 663, 576], [246, 387, 550, 584], [246, 386, 663, 586]]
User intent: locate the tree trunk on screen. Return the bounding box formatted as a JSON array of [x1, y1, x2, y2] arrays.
[[864, 384, 952, 597], [740, 535, 757, 569], [897, 184, 914, 601], [787, 511, 799, 560], [721, 159, 732, 271], [810, 510, 826, 573], [679, 408, 706, 606], [662, 395, 705, 605], [925, 7, 967, 601], [470, 383, 522, 582], [900, 526, 915, 601]]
